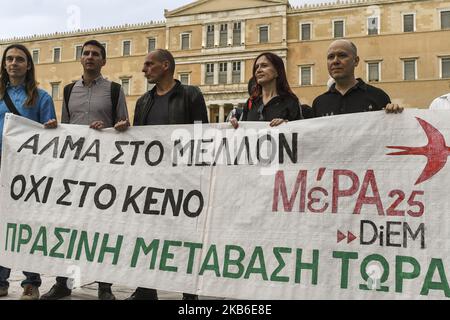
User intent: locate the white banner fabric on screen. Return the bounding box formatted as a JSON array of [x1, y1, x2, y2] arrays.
[[1, 111, 450, 300]]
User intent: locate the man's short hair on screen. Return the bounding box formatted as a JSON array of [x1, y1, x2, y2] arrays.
[[153, 49, 175, 75], [82, 40, 106, 59]]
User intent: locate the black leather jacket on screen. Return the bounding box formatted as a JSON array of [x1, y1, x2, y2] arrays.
[[133, 80, 209, 126]]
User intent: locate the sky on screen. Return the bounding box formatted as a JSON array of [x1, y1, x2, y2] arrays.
[[0, 0, 336, 40]]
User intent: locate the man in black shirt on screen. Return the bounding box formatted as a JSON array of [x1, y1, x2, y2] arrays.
[[130, 49, 207, 300], [134, 50, 208, 126], [313, 40, 402, 117]]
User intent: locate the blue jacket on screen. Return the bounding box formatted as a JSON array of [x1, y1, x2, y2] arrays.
[[0, 85, 56, 152]]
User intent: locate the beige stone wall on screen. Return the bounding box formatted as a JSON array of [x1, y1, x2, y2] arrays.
[[10, 29, 165, 63], [0, 26, 165, 121], [287, 0, 450, 108], [245, 16, 284, 48], [288, 0, 450, 40], [175, 63, 202, 85], [169, 0, 280, 16], [245, 59, 255, 83], [168, 24, 203, 53]]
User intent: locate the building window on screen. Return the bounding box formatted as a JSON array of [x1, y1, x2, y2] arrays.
[[51, 83, 60, 100], [179, 73, 190, 85], [403, 13, 415, 32], [368, 17, 379, 35], [75, 45, 83, 61], [233, 22, 241, 46], [299, 66, 312, 86], [259, 25, 269, 43], [181, 33, 191, 50], [232, 61, 241, 83], [121, 79, 130, 95], [367, 62, 380, 82], [441, 57, 450, 78], [403, 59, 417, 81], [148, 38, 156, 52], [205, 63, 214, 84], [123, 41, 131, 56], [441, 10, 450, 30], [32, 50, 39, 64], [220, 24, 228, 47], [300, 23, 311, 41], [219, 62, 228, 84], [206, 25, 215, 48], [53, 48, 61, 63], [333, 20, 345, 38]]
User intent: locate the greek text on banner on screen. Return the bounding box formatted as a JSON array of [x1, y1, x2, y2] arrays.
[[1, 111, 449, 299]]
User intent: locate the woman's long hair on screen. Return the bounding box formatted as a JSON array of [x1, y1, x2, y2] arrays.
[[250, 52, 298, 103], [0, 44, 39, 107]]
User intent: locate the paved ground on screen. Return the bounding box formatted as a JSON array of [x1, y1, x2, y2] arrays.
[[1, 271, 221, 300]]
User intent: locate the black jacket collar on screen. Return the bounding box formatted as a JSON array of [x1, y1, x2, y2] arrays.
[[149, 79, 182, 98]]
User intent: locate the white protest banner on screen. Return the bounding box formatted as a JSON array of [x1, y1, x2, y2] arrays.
[[1, 110, 449, 300]]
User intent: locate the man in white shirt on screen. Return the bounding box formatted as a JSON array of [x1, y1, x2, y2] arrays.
[[429, 93, 450, 110]]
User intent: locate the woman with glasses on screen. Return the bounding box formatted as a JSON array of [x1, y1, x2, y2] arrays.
[[231, 52, 302, 129]]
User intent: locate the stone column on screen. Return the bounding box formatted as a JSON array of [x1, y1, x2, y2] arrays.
[[202, 25, 206, 48], [165, 27, 170, 50], [240, 21, 246, 46], [219, 105, 225, 123], [214, 24, 220, 47], [228, 22, 233, 46], [214, 63, 219, 85], [282, 15, 287, 45], [201, 64, 205, 85]]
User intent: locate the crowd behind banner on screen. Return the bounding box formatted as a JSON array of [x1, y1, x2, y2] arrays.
[[0, 37, 448, 300]]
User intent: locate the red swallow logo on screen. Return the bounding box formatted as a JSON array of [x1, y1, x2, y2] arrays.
[[387, 117, 450, 185]]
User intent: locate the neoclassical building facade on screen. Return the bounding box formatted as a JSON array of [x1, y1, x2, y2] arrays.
[[1, 0, 450, 122]]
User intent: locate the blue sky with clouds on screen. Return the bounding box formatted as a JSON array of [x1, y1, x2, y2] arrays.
[[0, 0, 335, 39]]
